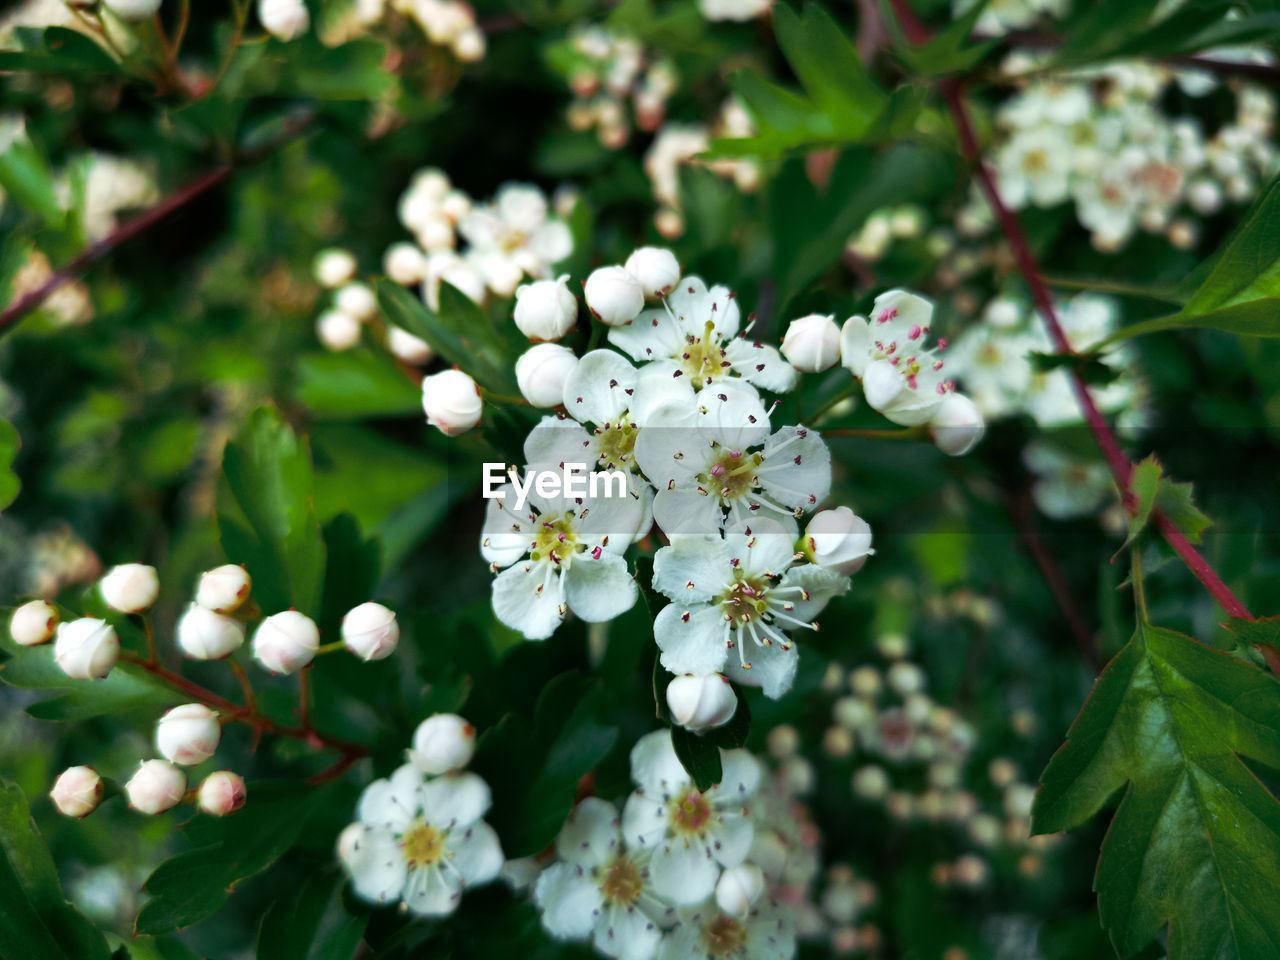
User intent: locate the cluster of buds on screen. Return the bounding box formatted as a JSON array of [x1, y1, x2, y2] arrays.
[[845, 204, 929, 262], [311, 248, 436, 363], [554, 27, 677, 148]]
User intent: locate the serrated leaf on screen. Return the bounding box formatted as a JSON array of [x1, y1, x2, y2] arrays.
[[1119, 456, 1162, 553], [0, 421, 19, 511], [773, 4, 883, 128], [1154, 478, 1211, 544], [888, 0, 998, 75], [1032, 616, 1280, 960], [1116, 456, 1211, 552], [0, 778, 111, 960], [217, 406, 327, 617], [135, 781, 330, 935]]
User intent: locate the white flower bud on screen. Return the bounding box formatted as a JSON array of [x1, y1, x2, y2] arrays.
[[849, 666, 881, 697], [417, 216, 456, 253], [99, 563, 159, 614], [1004, 782, 1036, 820], [53, 619, 119, 680], [252, 610, 320, 674], [623, 246, 680, 297], [1188, 179, 1223, 215], [421, 369, 482, 436], [197, 771, 246, 816], [50, 766, 103, 818], [665, 673, 737, 732], [1168, 219, 1197, 250], [515, 343, 579, 408], [409, 713, 476, 774], [441, 189, 471, 223], [765, 723, 799, 759], [156, 703, 222, 765], [988, 757, 1018, 788], [317, 310, 362, 351], [929, 392, 985, 457], [887, 662, 925, 697], [803, 507, 874, 575], [513, 276, 577, 342], [10, 599, 58, 647], [983, 298, 1021, 328], [952, 854, 988, 888], [313, 249, 357, 288], [125, 760, 187, 815], [384, 242, 427, 285], [335, 283, 377, 322], [583, 265, 644, 327], [823, 725, 854, 757], [852, 764, 889, 800], [779, 755, 814, 795], [715, 864, 765, 917], [177, 603, 245, 659], [195, 564, 251, 614], [341, 601, 399, 661], [258, 0, 310, 40], [103, 0, 162, 21], [782, 314, 841, 372], [454, 27, 485, 62], [386, 327, 434, 365]]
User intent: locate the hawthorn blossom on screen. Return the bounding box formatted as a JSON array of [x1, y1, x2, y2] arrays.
[[621, 730, 760, 905], [458, 184, 573, 297], [656, 903, 795, 960], [534, 797, 674, 959], [651, 518, 849, 698], [341, 764, 504, 916]]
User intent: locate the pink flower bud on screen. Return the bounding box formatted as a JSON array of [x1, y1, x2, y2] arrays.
[[195, 564, 252, 614], [125, 760, 187, 815], [156, 703, 222, 766], [252, 611, 320, 674], [421, 369, 482, 437], [197, 771, 246, 816], [53, 618, 119, 680], [341, 602, 399, 661], [50, 766, 103, 818]]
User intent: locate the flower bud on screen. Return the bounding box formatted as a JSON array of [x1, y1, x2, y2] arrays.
[[665, 673, 737, 732], [515, 343, 579, 408], [421, 369, 482, 437], [513, 276, 578, 342], [336, 283, 377, 322], [50, 766, 103, 818], [887, 662, 925, 697], [852, 764, 890, 800], [583, 265, 644, 327], [623, 247, 680, 298], [409, 713, 476, 774], [195, 564, 252, 614], [177, 604, 244, 661], [10, 599, 58, 647], [781, 314, 841, 372], [103, 0, 162, 20], [454, 27, 486, 63], [1188, 179, 1223, 215], [715, 864, 765, 917], [197, 771, 246, 816], [99, 563, 159, 614], [417, 215, 456, 252], [803, 507, 874, 576], [156, 703, 222, 766], [386, 327, 434, 365], [929, 392, 985, 457], [341, 601, 399, 661], [54, 619, 119, 680], [125, 760, 187, 815], [384, 242, 428, 285], [258, 0, 310, 40], [317, 310, 362, 351], [252, 610, 320, 674], [313, 248, 357, 288]]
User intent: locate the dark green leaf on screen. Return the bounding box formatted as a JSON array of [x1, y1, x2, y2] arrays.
[[0, 421, 19, 511], [256, 870, 367, 960], [0, 28, 120, 75], [670, 725, 722, 791]]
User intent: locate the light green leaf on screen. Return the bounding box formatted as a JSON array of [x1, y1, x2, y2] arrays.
[[0, 421, 19, 511], [0, 136, 64, 228], [294, 349, 423, 419]]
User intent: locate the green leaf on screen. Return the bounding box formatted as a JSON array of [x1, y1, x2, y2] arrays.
[[1119, 455, 1162, 553], [0, 27, 119, 75], [0, 421, 19, 511], [670, 725, 722, 792], [217, 406, 327, 617], [773, 4, 883, 129], [0, 136, 64, 228], [1032, 615, 1280, 960], [888, 0, 998, 75], [135, 781, 331, 936], [294, 349, 423, 419], [1155, 478, 1211, 545], [1115, 455, 1211, 551], [255, 870, 367, 960], [0, 778, 111, 960]]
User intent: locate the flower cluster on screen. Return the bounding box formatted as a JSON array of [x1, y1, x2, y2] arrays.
[[343, 0, 486, 63], [337, 713, 505, 916]]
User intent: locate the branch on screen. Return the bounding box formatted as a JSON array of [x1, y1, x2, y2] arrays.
[[892, 0, 1255, 626]]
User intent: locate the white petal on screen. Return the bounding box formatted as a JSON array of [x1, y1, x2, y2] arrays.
[[708, 810, 754, 868], [346, 827, 408, 905], [652, 489, 725, 539], [480, 495, 533, 569], [448, 819, 504, 884], [839, 315, 872, 376], [724, 636, 798, 699], [421, 771, 492, 828], [594, 902, 664, 960], [775, 563, 849, 622], [524, 416, 594, 474], [402, 864, 462, 916], [654, 603, 731, 676], [564, 350, 639, 425], [724, 339, 799, 393], [628, 730, 690, 798], [608, 309, 685, 362], [564, 555, 637, 623], [358, 764, 423, 833], [576, 492, 645, 546], [652, 536, 731, 602], [622, 791, 672, 850], [716, 750, 763, 801], [534, 862, 604, 940], [556, 796, 621, 868], [723, 518, 796, 579], [648, 840, 720, 905], [491, 561, 567, 640], [756, 426, 831, 511], [692, 378, 770, 450]]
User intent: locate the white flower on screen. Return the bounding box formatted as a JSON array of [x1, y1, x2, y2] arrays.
[[699, 0, 773, 21], [314, 249, 357, 288], [422, 369, 482, 437], [342, 602, 399, 661], [336, 283, 378, 322], [103, 0, 162, 20], [657, 901, 795, 959], [386, 327, 434, 365], [258, 0, 310, 40], [399, 169, 460, 251], [10, 599, 58, 647], [195, 564, 251, 614], [780, 314, 840, 373], [50, 766, 103, 818], [996, 125, 1073, 210], [1024, 442, 1113, 519], [423, 252, 487, 310], [635, 382, 829, 536], [384, 242, 428, 286], [480, 473, 645, 640], [534, 797, 674, 959], [156, 703, 222, 766], [198, 771, 246, 816], [342, 764, 504, 915], [317, 310, 362, 352], [929, 392, 985, 456], [409, 714, 476, 774], [715, 864, 766, 917], [252, 610, 319, 674], [802, 507, 873, 575], [516, 343, 580, 408], [459, 184, 572, 296], [651, 519, 848, 698], [609, 277, 798, 393], [585, 266, 646, 327], [625, 247, 681, 298], [666, 674, 738, 733], [621, 730, 760, 905], [514, 276, 578, 342], [54, 618, 119, 680], [99, 563, 160, 613], [177, 603, 245, 659], [125, 760, 187, 815]]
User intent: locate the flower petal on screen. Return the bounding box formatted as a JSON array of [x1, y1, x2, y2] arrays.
[[556, 796, 622, 868], [564, 554, 637, 623], [448, 819, 505, 885], [534, 862, 604, 940], [492, 560, 567, 640], [648, 839, 720, 905], [422, 771, 492, 829], [564, 350, 639, 425], [654, 603, 730, 676]]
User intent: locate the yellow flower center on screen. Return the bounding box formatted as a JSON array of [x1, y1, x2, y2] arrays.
[[531, 515, 581, 566], [1022, 149, 1049, 174], [700, 448, 762, 501], [401, 820, 446, 867], [593, 419, 638, 469], [720, 573, 771, 628], [670, 787, 713, 836], [601, 856, 644, 906], [701, 915, 748, 956], [679, 320, 728, 385]]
